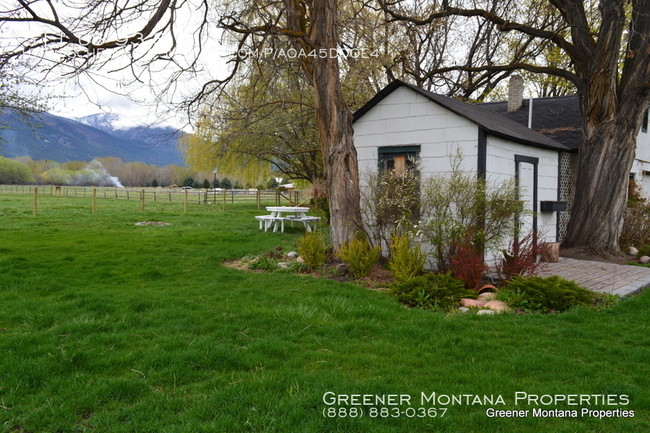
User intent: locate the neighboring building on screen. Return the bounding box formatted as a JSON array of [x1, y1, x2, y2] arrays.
[[353, 80, 569, 262], [482, 78, 650, 241]]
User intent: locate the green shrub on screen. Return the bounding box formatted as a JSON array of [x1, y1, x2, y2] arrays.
[[498, 275, 596, 313], [419, 152, 522, 272], [593, 292, 621, 310], [389, 233, 426, 282], [248, 256, 278, 271], [297, 232, 327, 270], [276, 262, 309, 274], [337, 235, 381, 279], [391, 273, 475, 312]]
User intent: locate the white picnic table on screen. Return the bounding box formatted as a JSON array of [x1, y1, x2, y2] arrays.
[[255, 206, 320, 232]]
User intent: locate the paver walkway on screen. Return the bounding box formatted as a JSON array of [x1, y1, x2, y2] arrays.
[[538, 257, 650, 297]]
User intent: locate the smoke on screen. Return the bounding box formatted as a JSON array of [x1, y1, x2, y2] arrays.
[[42, 159, 124, 187]]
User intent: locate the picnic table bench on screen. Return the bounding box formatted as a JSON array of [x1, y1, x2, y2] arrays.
[[255, 206, 321, 232]]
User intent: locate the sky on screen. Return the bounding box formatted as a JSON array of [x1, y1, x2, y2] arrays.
[[0, 1, 234, 132]]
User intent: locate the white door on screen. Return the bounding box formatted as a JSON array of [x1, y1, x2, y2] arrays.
[[515, 156, 538, 243]]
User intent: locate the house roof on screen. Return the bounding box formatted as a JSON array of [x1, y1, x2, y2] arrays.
[[353, 80, 569, 152], [481, 95, 582, 150]]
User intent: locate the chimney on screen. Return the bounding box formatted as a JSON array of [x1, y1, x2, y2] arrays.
[[507, 75, 524, 112]]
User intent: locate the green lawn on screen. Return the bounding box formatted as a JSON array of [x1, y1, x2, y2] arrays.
[[0, 193, 648, 432]]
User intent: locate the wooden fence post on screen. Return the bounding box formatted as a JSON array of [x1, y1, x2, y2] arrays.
[[33, 187, 38, 216], [92, 188, 97, 215], [222, 189, 226, 211], [184, 189, 188, 214], [140, 189, 145, 212], [256, 190, 261, 209]]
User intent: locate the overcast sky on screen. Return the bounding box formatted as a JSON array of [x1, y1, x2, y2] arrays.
[[1, 2, 234, 132]]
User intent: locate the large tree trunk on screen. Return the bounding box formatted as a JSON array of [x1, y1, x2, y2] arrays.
[[564, 96, 647, 254], [563, 0, 649, 256], [312, 0, 362, 249], [285, 0, 362, 249]]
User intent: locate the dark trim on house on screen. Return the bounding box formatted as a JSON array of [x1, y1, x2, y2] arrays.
[[515, 154, 539, 246], [377, 145, 421, 171], [556, 154, 561, 242], [477, 127, 487, 180], [353, 81, 402, 122], [514, 155, 539, 165]]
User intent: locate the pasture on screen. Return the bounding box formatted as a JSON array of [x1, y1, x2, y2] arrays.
[[0, 193, 648, 432]]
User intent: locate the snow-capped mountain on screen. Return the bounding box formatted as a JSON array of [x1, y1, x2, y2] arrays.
[[0, 110, 185, 166]]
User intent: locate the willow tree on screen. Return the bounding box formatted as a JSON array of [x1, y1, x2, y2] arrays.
[[180, 61, 323, 185], [381, 0, 650, 256], [1, 0, 363, 248]]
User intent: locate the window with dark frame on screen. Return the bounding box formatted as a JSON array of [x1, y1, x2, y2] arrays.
[[378, 146, 421, 174], [377, 145, 422, 223]]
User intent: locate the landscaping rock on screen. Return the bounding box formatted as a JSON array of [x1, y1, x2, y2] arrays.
[[477, 309, 496, 315], [458, 307, 470, 314], [277, 262, 290, 269], [484, 300, 510, 311], [627, 246, 639, 256], [334, 263, 349, 274], [478, 292, 497, 301], [296, 256, 305, 263], [287, 251, 299, 258], [460, 298, 485, 308], [640, 256, 650, 264], [541, 242, 561, 263]]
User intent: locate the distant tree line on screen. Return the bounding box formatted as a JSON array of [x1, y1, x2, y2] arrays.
[[0, 156, 279, 189]]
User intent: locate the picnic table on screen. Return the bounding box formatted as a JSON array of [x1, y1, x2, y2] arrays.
[[255, 206, 320, 232]]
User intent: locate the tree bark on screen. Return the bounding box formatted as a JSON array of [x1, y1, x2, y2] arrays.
[[285, 0, 362, 249], [563, 0, 649, 255], [564, 100, 645, 254], [311, 0, 362, 249]]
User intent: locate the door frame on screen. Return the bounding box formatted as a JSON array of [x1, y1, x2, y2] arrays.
[[515, 154, 539, 246]]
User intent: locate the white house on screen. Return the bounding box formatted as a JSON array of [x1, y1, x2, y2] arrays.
[[481, 77, 650, 241], [352, 80, 569, 260]]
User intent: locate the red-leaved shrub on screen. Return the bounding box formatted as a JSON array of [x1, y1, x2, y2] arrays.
[[450, 239, 488, 291], [497, 231, 547, 281]]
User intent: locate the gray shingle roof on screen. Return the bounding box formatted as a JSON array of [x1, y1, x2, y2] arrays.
[[354, 80, 569, 152], [481, 95, 582, 150]]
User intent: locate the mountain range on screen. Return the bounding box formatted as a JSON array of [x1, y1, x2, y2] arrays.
[[0, 110, 186, 166]]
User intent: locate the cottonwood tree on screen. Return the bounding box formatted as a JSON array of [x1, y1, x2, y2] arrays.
[[372, 0, 568, 101], [0, 0, 363, 249], [380, 0, 650, 256]]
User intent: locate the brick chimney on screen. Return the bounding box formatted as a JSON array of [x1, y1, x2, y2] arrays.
[[507, 75, 524, 112]]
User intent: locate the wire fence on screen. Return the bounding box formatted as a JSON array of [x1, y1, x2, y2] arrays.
[[0, 184, 305, 211]]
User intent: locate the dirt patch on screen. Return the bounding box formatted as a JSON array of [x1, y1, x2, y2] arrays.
[[223, 259, 254, 271]]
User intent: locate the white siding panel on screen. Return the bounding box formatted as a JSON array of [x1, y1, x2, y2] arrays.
[[355, 85, 564, 265], [635, 116, 650, 162], [354, 86, 480, 174], [485, 135, 560, 244]]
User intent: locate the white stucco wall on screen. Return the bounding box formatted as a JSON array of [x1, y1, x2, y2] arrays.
[[354, 86, 479, 183], [354, 85, 562, 268], [485, 135, 560, 248]]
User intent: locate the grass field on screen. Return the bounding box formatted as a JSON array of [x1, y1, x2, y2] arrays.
[[0, 193, 648, 432]]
